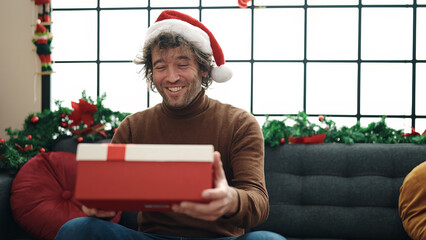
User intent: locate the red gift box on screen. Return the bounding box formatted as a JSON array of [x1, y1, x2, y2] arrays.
[[74, 143, 213, 211]]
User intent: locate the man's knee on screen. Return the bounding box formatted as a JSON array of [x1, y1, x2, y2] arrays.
[[55, 217, 103, 239], [243, 230, 287, 240]]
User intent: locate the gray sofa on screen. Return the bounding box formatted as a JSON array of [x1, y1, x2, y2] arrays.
[[1, 142, 426, 240]]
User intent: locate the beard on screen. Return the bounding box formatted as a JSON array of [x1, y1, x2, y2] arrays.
[[155, 74, 203, 110]]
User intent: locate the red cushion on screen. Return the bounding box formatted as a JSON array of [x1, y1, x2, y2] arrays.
[[10, 152, 85, 240]]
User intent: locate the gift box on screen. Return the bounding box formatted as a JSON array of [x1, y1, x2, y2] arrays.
[[74, 143, 214, 211]]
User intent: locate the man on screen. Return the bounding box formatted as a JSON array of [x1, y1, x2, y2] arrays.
[[55, 10, 285, 240]]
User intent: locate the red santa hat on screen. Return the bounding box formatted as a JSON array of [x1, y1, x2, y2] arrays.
[[144, 10, 232, 83], [35, 19, 47, 35]]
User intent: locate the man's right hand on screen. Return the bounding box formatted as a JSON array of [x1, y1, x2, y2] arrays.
[[82, 205, 117, 218]]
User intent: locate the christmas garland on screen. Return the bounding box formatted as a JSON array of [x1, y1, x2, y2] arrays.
[[0, 91, 130, 173], [263, 111, 426, 147], [1, 94, 425, 173]]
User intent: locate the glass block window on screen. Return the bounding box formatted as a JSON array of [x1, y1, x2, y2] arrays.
[[48, 0, 426, 133]]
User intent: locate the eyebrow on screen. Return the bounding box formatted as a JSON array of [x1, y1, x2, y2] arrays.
[[153, 55, 192, 67]]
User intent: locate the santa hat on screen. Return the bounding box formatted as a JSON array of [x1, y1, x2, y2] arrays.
[[34, 19, 52, 40], [35, 20, 47, 35], [144, 10, 232, 83]]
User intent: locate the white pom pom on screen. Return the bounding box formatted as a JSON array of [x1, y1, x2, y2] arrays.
[[211, 65, 233, 83]]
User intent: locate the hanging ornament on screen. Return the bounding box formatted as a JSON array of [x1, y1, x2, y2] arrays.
[[34, 0, 51, 23], [30, 116, 40, 124], [77, 137, 84, 143], [238, 0, 252, 8], [27, 135, 33, 140], [32, 19, 53, 73], [0, 138, 5, 144]]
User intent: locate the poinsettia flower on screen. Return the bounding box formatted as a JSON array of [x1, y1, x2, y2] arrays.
[[68, 99, 97, 127]]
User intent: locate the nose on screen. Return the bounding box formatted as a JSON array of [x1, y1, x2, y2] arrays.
[[166, 66, 180, 83]]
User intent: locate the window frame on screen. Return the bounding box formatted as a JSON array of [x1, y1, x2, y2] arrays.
[[46, 0, 426, 129]]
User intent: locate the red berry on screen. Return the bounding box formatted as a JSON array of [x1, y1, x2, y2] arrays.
[[280, 138, 285, 144], [61, 122, 68, 128], [0, 138, 5, 144], [30, 116, 39, 123], [27, 135, 32, 139], [77, 137, 84, 143], [39, 148, 46, 153], [318, 115, 324, 122], [113, 128, 117, 133], [61, 113, 66, 118]]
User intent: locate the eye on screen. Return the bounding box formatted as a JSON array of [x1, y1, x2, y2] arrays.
[[154, 65, 166, 71]]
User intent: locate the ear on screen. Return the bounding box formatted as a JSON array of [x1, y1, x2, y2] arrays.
[[201, 70, 208, 78]]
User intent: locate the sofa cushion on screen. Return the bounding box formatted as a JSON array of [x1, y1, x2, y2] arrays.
[[10, 152, 86, 240], [399, 161, 426, 240]]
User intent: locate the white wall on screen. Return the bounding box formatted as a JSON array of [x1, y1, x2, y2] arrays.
[[0, 1, 40, 139]]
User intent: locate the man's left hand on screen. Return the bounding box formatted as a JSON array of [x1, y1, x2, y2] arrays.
[[171, 151, 239, 221]]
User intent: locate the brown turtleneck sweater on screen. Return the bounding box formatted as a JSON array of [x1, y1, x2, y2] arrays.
[[111, 89, 268, 237]]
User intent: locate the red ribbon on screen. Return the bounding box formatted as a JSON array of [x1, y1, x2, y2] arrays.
[[106, 144, 126, 161], [289, 133, 326, 144], [15, 144, 33, 152], [70, 123, 108, 138], [402, 127, 424, 137]]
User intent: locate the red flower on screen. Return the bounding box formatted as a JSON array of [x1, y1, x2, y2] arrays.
[[68, 99, 97, 127]]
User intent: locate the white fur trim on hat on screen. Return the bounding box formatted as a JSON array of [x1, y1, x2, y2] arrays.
[[144, 19, 212, 55]]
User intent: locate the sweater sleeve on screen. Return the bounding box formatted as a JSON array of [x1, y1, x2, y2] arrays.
[[222, 111, 268, 229], [111, 116, 132, 144]]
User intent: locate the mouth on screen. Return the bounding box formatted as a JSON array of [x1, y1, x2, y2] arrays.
[[168, 87, 183, 92]]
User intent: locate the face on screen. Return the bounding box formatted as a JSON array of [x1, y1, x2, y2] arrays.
[[152, 45, 207, 109]]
